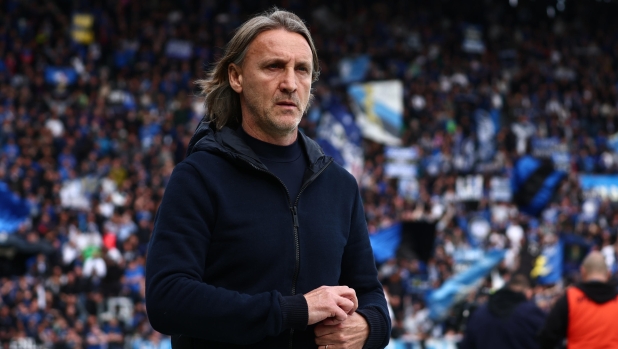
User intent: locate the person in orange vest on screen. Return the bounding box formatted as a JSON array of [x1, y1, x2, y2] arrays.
[[538, 251, 618, 349]]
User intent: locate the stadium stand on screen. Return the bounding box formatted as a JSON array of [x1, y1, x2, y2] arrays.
[[0, 0, 617, 348]]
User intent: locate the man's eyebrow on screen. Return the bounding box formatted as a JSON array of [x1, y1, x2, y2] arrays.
[[259, 57, 312, 66]]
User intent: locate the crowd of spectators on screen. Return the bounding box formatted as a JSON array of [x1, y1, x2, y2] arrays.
[[1, 0, 618, 347]]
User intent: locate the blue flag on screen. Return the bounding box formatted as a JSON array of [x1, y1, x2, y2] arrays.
[[338, 55, 370, 84], [511, 156, 566, 216], [428, 249, 506, 321], [316, 99, 364, 180], [0, 182, 30, 233], [562, 234, 591, 275], [347, 80, 403, 146], [44, 67, 78, 85], [531, 239, 563, 285], [368, 223, 402, 264]]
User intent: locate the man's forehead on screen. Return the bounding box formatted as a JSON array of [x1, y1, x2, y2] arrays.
[[247, 29, 313, 62]]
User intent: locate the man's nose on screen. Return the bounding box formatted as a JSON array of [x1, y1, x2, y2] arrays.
[[279, 67, 297, 93]]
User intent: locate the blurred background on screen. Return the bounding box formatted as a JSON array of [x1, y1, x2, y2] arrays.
[[1, 0, 618, 348]]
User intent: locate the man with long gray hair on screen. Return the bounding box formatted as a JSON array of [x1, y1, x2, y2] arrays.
[[145, 8, 391, 349]]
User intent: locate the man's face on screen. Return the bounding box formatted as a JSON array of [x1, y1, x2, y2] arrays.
[[229, 29, 313, 143]]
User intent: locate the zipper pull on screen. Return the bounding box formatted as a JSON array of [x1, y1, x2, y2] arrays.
[[291, 206, 299, 228]]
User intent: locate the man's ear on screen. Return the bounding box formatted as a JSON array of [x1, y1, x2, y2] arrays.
[[228, 63, 243, 93]]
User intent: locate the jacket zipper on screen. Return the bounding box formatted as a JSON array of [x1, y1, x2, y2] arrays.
[[249, 158, 334, 349], [288, 159, 333, 349], [290, 158, 334, 296]]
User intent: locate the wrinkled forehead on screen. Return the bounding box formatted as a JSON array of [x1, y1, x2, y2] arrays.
[[245, 29, 313, 64]]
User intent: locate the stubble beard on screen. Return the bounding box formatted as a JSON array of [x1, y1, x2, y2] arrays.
[[247, 95, 309, 138]]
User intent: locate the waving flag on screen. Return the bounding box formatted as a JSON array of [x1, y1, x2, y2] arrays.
[[428, 249, 506, 321], [0, 182, 30, 233], [511, 156, 566, 216], [531, 239, 563, 285], [45, 67, 78, 86], [348, 80, 403, 146], [368, 223, 402, 264], [316, 99, 364, 180]]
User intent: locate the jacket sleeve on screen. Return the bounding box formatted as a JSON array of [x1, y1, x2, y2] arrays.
[[145, 162, 307, 344], [339, 187, 392, 349], [538, 294, 568, 349]]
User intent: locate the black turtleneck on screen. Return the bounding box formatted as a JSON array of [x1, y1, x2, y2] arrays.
[[237, 127, 308, 202]]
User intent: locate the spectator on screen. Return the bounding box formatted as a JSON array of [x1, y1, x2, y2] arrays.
[[459, 274, 546, 349], [0, 0, 617, 347], [539, 252, 618, 349]]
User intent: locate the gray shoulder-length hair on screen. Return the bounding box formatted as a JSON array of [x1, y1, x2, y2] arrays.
[[196, 8, 320, 130]]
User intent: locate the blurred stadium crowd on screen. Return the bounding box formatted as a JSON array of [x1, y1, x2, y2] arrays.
[[1, 0, 618, 348]]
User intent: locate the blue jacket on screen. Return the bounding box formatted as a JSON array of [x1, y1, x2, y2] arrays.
[[145, 122, 390, 348], [459, 288, 546, 349]]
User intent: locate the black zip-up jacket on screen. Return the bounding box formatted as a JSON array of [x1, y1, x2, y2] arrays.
[[145, 122, 391, 348], [459, 288, 546, 349]]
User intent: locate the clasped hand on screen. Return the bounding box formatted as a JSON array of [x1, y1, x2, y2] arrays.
[[304, 286, 369, 349]]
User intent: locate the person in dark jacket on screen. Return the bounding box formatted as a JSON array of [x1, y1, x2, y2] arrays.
[[538, 251, 618, 349], [145, 8, 390, 349], [459, 274, 546, 349]]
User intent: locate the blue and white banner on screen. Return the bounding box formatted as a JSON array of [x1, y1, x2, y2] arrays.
[[462, 24, 485, 54], [384, 146, 419, 178], [316, 101, 364, 180], [0, 182, 30, 234], [165, 39, 193, 60], [490, 177, 512, 202], [348, 80, 403, 146], [368, 223, 402, 264], [45, 67, 78, 85], [474, 109, 497, 162], [398, 178, 419, 201], [452, 248, 484, 273], [339, 55, 370, 84], [579, 175, 618, 201], [456, 175, 483, 201], [428, 249, 506, 321], [531, 137, 570, 171], [531, 239, 563, 285]]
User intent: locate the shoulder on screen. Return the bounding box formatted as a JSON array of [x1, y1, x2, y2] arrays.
[[325, 160, 359, 187], [468, 303, 491, 321], [515, 301, 546, 322], [179, 150, 239, 178]]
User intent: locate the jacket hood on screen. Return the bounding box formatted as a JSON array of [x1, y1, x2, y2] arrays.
[[576, 281, 618, 304], [186, 121, 331, 173], [488, 288, 527, 318]]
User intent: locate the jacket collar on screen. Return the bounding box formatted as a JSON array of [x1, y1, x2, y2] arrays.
[[187, 121, 330, 173]]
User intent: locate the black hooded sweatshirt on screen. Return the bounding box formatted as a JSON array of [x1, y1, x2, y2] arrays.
[[145, 122, 390, 349], [460, 287, 546, 349], [538, 281, 618, 349]]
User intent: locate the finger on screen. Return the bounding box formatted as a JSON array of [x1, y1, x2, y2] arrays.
[[336, 297, 355, 314], [334, 286, 358, 311], [331, 305, 348, 322], [315, 322, 339, 337], [315, 335, 334, 346]]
